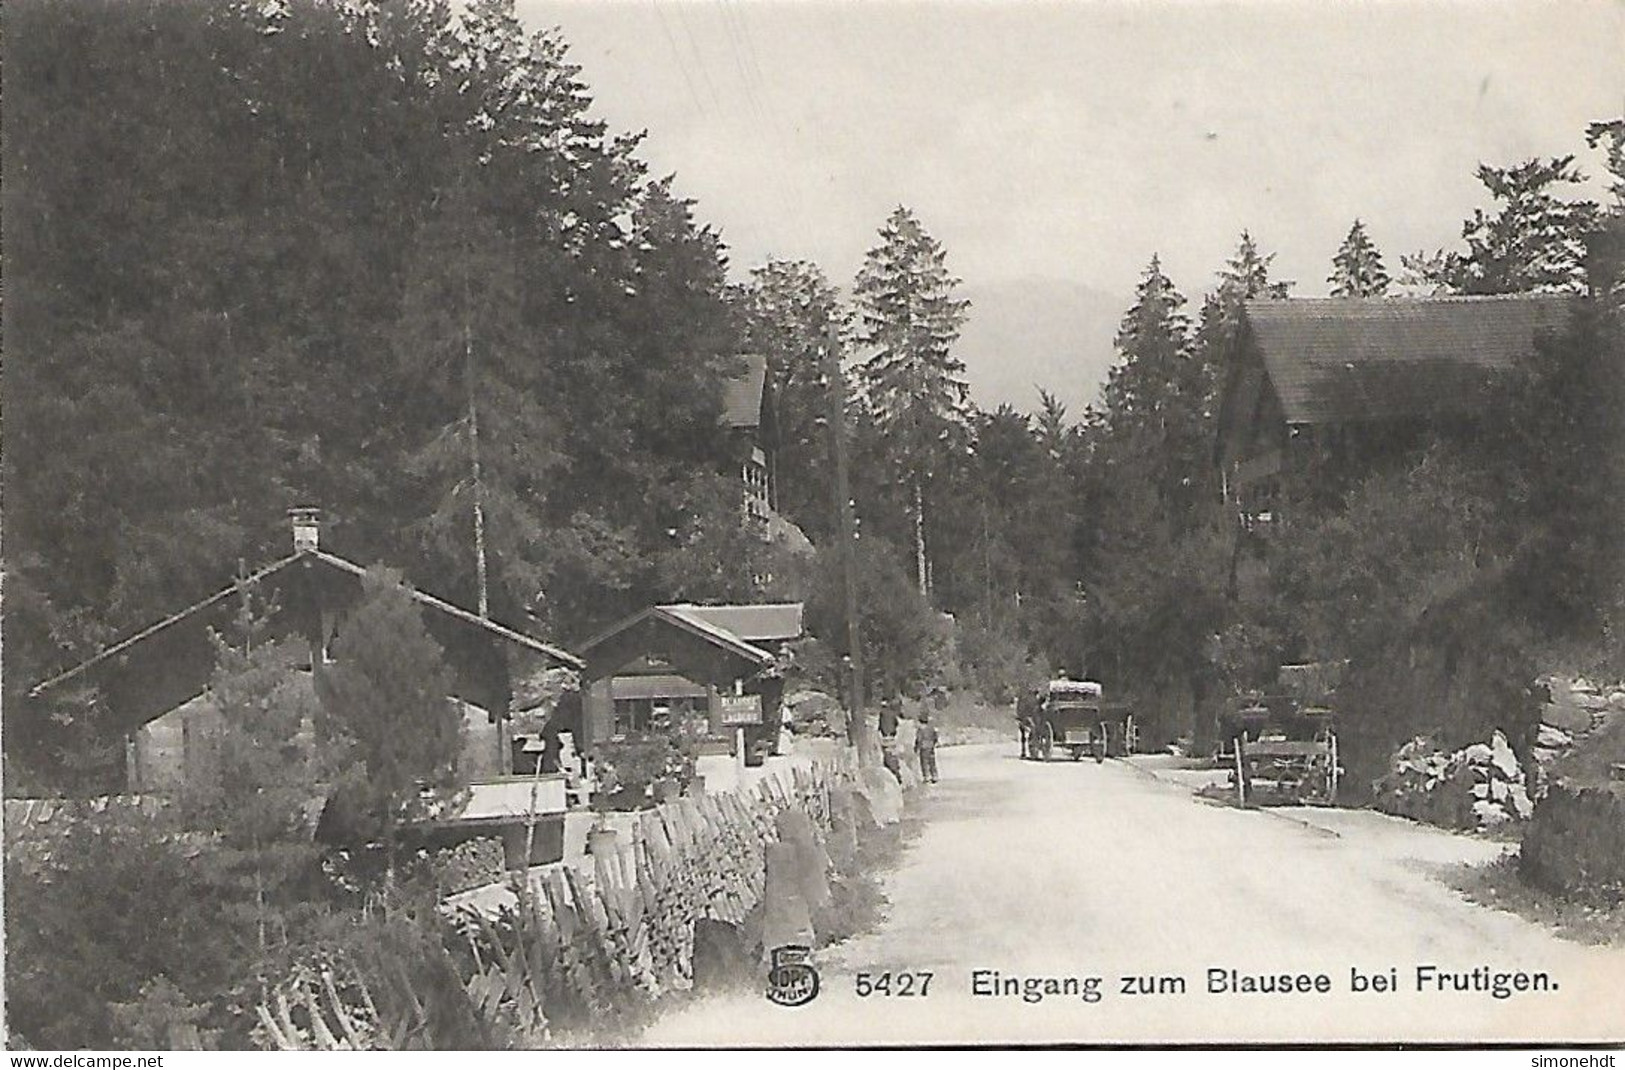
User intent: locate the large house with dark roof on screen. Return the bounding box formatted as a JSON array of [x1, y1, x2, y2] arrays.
[[1216, 294, 1571, 526]]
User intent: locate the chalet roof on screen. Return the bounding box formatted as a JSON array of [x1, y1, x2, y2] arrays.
[[307, 552, 581, 668], [721, 353, 769, 429], [661, 602, 803, 643], [576, 604, 779, 667], [29, 548, 582, 700], [1242, 295, 1572, 425]]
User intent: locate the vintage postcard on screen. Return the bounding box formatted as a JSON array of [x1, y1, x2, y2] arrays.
[[3, 0, 1623, 1053]]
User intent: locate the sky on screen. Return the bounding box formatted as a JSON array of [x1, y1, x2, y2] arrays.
[[516, 0, 1625, 410]]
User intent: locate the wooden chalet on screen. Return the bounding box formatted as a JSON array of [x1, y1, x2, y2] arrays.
[[575, 602, 804, 764], [24, 511, 585, 866], [1215, 294, 1571, 526]]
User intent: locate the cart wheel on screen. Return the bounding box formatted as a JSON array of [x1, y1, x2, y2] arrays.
[[1233, 738, 1247, 807], [1125, 716, 1137, 755], [1036, 722, 1054, 761], [1093, 722, 1107, 763]]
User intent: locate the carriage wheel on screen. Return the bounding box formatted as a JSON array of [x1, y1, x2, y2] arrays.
[[1093, 722, 1107, 763], [1233, 738, 1248, 807], [1125, 716, 1137, 755], [1036, 722, 1054, 761]]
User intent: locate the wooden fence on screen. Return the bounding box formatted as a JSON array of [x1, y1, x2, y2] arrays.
[[258, 751, 861, 1048]]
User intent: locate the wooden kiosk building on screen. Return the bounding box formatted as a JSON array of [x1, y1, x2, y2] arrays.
[[576, 603, 803, 762]]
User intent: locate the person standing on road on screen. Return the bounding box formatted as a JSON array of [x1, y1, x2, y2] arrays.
[[915, 713, 940, 783]]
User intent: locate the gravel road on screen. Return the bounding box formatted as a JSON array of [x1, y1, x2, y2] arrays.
[[640, 743, 1623, 1046]]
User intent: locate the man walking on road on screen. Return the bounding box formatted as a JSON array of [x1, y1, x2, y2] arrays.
[[915, 713, 940, 783]]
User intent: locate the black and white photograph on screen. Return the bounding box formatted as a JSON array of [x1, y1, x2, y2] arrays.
[[2, 0, 1623, 1053]]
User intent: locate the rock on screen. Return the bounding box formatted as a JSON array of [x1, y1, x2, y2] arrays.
[[1472, 799, 1512, 828], [1609, 690, 1625, 711], [1489, 730, 1520, 780], [1471, 781, 1491, 801], [1489, 778, 1510, 803], [1508, 783, 1534, 819], [1536, 724, 1574, 749], [1572, 691, 1609, 711], [761, 842, 815, 956], [1569, 676, 1599, 695], [857, 767, 904, 825], [1459, 742, 1493, 766], [1543, 702, 1594, 734]]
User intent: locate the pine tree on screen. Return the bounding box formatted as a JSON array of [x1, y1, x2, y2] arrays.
[[1218, 230, 1295, 303], [853, 206, 972, 595], [1402, 156, 1601, 294], [318, 567, 460, 888], [1328, 219, 1391, 297], [1101, 256, 1209, 526], [1105, 255, 1193, 430]]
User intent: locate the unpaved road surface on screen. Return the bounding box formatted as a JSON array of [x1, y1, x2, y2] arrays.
[[642, 744, 1624, 1046]]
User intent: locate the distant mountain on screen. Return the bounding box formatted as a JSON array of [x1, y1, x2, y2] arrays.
[[955, 277, 1126, 419]]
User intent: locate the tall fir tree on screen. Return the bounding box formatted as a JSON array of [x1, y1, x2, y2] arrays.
[[1328, 219, 1391, 297], [1402, 156, 1601, 294], [852, 206, 972, 595]]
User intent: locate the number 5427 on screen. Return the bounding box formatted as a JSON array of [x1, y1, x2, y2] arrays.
[[855, 971, 933, 997]]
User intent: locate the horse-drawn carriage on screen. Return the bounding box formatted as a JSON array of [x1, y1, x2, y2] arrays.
[[1023, 679, 1136, 762], [1217, 693, 1339, 806]]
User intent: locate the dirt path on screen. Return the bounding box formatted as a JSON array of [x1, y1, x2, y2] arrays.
[[640, 743, 1623, 1046]]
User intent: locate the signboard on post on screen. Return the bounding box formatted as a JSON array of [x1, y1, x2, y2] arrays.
[[717, 694, 763, 726]]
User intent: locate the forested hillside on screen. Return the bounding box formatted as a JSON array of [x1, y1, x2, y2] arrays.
[[6, 0, 1623, 792], [4, 0, 773, 782]]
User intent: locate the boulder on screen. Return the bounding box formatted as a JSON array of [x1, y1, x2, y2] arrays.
[[774, 809, 833, 911], [1572, 691, 1609, 711], [761, 842, 815, 957], [1472, 799, 1512, 828], [1459, 742, 1493, 766], [1489, 730, 1520, 780], [1536, 724, 1574, 749], [1608, 690, 1625, 711], [1543, 701, 1594, 734], [857, 767, 904, 825], [1508, 782, 1534, 820]]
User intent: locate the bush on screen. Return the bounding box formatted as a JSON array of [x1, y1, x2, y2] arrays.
[[952, 617, 1042, 705], [4, 813, 250, 1048], [1519, 783, 1625, 905]]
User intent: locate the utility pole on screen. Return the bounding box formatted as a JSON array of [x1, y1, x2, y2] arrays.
[[826, 321, 866, 746], [462, 268, 490, 620]]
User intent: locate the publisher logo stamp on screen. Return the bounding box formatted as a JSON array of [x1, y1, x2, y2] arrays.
[[766, 945, 821, 1007]]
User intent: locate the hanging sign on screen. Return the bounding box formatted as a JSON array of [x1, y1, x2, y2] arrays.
[[717, 694, 764, 726]]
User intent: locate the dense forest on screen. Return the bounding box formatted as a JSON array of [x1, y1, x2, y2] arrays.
[[7, 0, 1624, 791]]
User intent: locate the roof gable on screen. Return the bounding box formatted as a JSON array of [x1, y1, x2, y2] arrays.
[[576, 604, 778, 667], [661, 602, 803, 643], [30, 549, 582, 704], [1242, 295, 1572, 425]]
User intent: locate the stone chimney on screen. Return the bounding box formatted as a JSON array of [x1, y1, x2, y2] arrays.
[[289, 507, 322, 553]]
